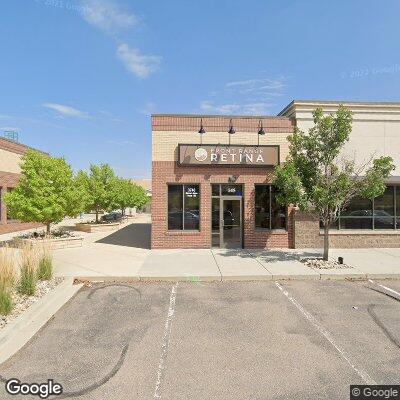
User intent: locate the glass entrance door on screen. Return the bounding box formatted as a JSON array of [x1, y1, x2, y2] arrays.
[[221, 198, 242, 248]]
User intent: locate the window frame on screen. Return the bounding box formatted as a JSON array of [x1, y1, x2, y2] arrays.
[[254, 184, 288, 231], [330, 185, 398, 230], [167, 184, 201, 231]]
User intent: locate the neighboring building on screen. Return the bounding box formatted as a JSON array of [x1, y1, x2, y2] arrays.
[[279, 100, 400, 249], [151, 101, 400, 249], [0, 137, 46, 234]]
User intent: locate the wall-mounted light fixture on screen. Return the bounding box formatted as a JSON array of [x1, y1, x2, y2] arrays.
[[198, 118, 206, 145], [257, 119, 266, 146], [228, 175, 238, 183], [228, 118, 235, 145]]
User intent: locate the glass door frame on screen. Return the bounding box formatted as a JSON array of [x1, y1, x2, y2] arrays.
[[211, 184, 243, 249], [220, 196, 243, 248]]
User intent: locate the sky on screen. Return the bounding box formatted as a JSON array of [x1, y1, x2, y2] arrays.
[[1, 0, 400, 179]]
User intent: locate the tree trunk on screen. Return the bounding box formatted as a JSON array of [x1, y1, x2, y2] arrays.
[[46, 223, 51, 236], [95, 210, 99, 223], [323, 223, 330, 261]]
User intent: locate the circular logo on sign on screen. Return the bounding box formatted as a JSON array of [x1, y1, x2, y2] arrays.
[[194, 147, 208, 162]]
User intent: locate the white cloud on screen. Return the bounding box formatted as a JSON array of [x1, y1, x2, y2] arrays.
[[139, 102, 157, 116], [78, 1, 161, 79], [98, 110, 123, 122], [42, 103, 89, 118], [200, 101, 274, 115], [200, 75, 287, 115], [116, 44, 161, 78], [225, 77, 286, 97], [0, 126, 18, 132], [80, 0, 137, 33]]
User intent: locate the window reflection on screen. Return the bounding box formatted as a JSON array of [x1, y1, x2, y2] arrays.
[[333, 185, 399, 230], [255, 185, 286, 230]]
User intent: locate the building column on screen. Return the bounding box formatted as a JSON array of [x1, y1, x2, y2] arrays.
[[0, 187, 7, 224]]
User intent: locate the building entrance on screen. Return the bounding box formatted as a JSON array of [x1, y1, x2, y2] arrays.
[[211, 184, 243, 248]]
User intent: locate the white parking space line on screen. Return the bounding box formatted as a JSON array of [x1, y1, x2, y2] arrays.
[[368, 279, 400, 298], [154, 283, 179, 399], [275, 282, 376, 385]]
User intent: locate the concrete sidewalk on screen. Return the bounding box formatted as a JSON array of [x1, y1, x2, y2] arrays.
[[47, 213, 400, 281], [4, 214, 399, 282], [52, 226, 400, 281]]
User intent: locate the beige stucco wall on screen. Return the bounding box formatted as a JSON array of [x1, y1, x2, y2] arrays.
[[287, 102, 400, 175], [152, 130, 291, 163], [0, 148, 22, 174]]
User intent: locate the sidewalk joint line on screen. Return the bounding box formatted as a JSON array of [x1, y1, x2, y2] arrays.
[[210, 249, 223, 281], [246, 250, 273, 275]]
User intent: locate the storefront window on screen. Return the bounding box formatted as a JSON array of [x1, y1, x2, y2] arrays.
[[333, 185, 399, 230], [168, 185, 200, 230], [255, 185, 286, 230]]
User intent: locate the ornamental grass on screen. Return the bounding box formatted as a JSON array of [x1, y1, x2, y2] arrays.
[[18, 242, 39, 296], [0, 246, 16, 315], [37, 240, 53, 281]]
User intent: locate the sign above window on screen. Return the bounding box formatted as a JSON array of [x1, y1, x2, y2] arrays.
[[178, 144, 279, 167]]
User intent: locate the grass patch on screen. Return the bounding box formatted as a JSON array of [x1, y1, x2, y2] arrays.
[[18, 243, 38, 296]]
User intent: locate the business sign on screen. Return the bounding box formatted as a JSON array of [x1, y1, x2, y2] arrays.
[[178, 144, 279, 167]]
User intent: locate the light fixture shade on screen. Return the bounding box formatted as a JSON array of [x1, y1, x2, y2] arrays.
[[198, 118, 206, 134], [258, 119, 266, 135], [228, 119, 235, 134]]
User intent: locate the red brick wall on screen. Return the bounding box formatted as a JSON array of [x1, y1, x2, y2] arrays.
[[152, 115, 295, 133], [151, 161, 294, 249]]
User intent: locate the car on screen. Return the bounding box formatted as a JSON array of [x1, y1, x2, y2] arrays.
[[101, 212, 122, 223]]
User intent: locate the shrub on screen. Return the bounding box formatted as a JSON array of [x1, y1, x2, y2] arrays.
[[18, 243, 38, 296], [0, 246, 15, 315], [37, 241, 53, 281]]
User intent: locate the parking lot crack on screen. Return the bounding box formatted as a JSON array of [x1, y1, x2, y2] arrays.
[[367, 304, 400, 350]]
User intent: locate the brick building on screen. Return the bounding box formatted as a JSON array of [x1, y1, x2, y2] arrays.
[[0, 137, 46, 234], [151, 100, 400, 249]]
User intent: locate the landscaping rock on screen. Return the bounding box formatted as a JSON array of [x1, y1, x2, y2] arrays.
[[0, 277, 64, 330], [302, 258, 352, 270]]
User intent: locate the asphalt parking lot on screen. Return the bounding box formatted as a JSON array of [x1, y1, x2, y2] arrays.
[[0, 280, 399, 399]]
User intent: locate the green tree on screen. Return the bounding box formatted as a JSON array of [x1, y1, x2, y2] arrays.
[[114, 179, 149, 215], [5, 151, 86, 235], [131, 183, 149, 211], [274, 106, 394, 260], [77, 164, 117, 223]]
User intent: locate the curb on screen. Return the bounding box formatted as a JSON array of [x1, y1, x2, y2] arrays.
[[68, 273, 400, 282], [0, 277, 83, 366]]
